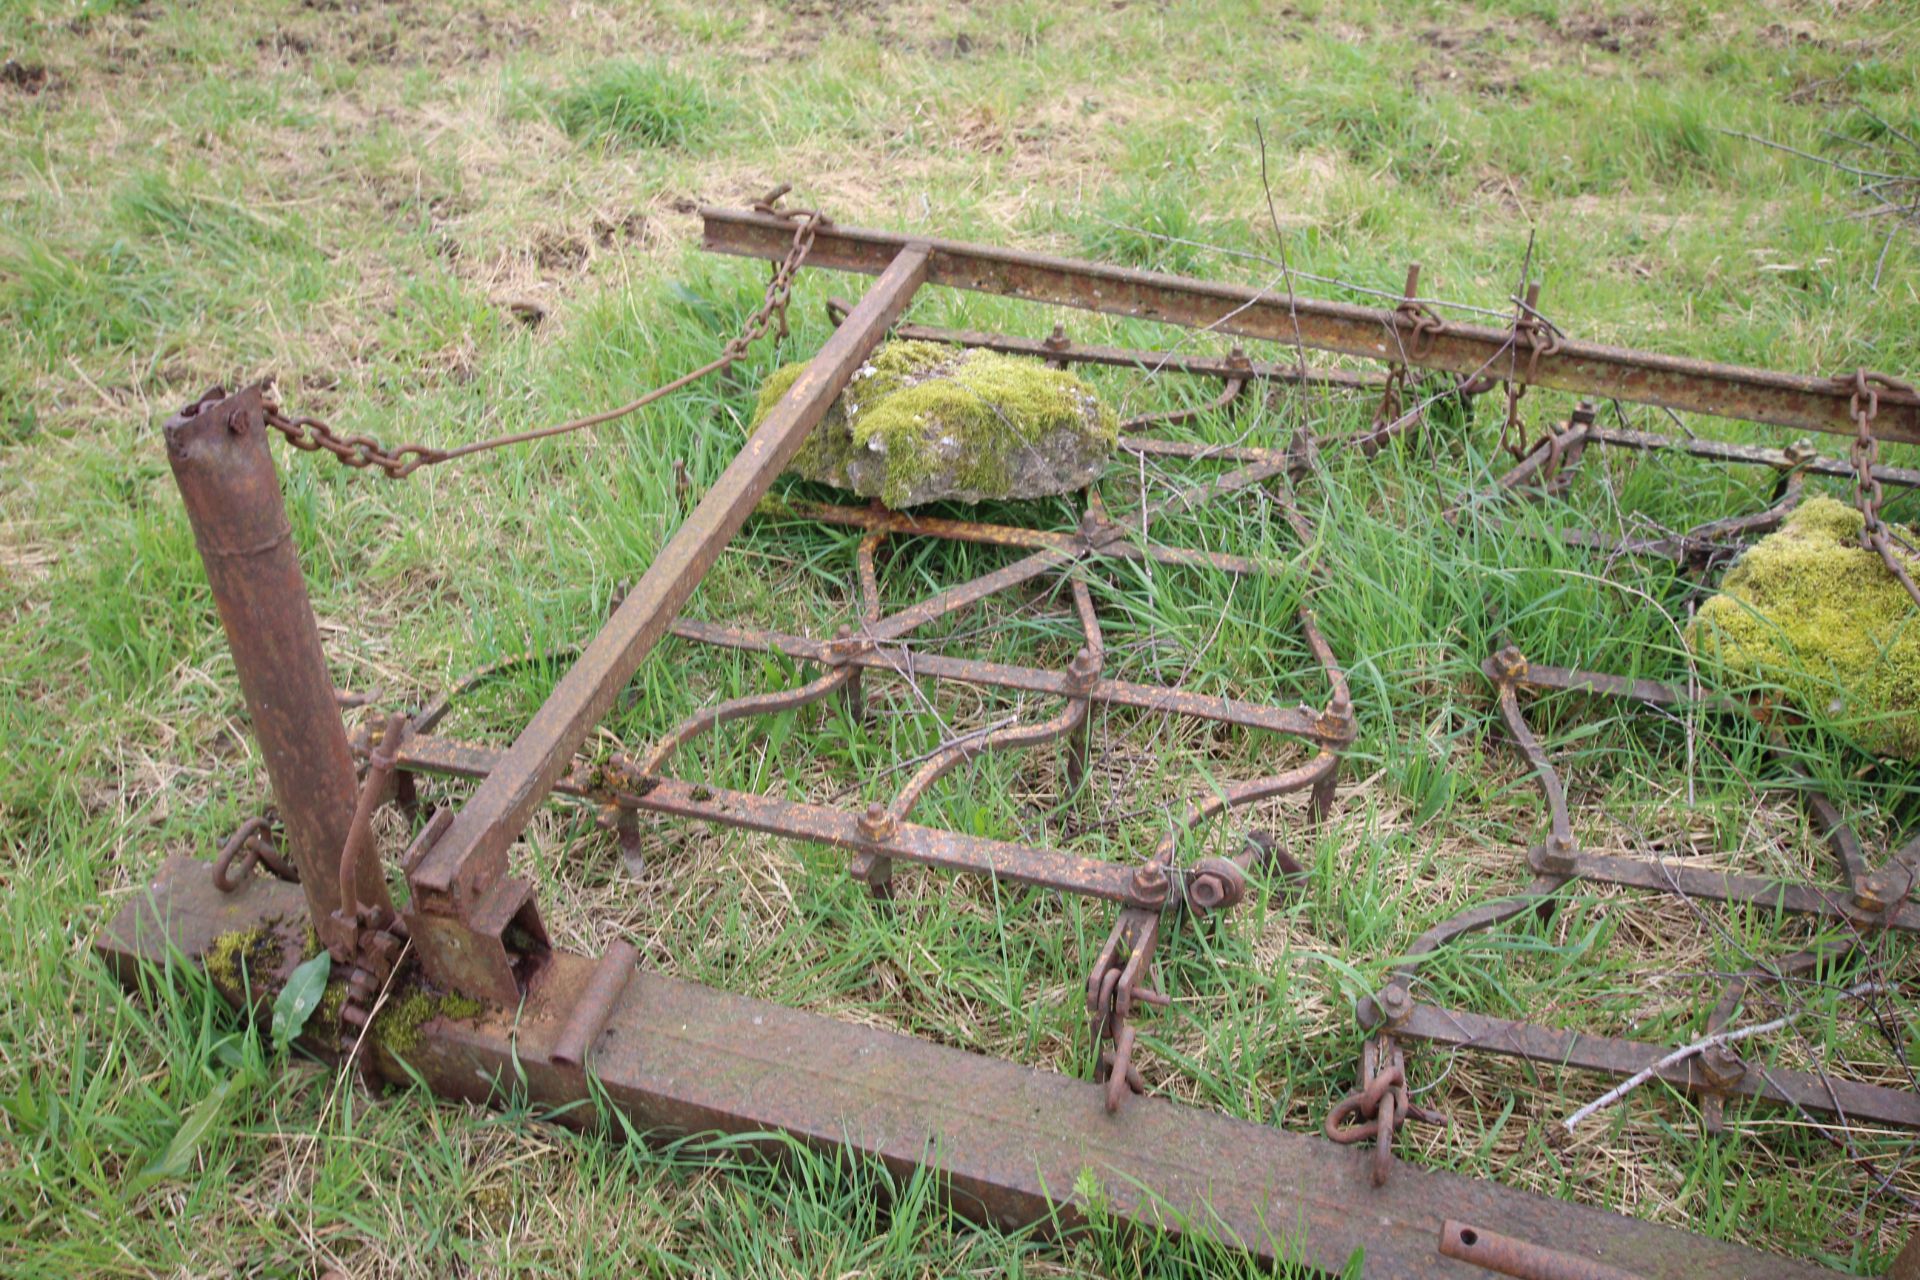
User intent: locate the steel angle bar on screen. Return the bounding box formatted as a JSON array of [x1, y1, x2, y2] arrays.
[[664, 618, 1346, 743], [97, 861, 1844, 1279], [405, 246, 930, 999], [1586, 424, 1920, 490], [702, 205, 1920, 444], [779, 496, 1275, 576], [887, 318, 1388, 392], [619, 776, 1160, 906]]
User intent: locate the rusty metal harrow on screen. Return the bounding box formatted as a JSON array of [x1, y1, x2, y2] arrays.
[[367, 429, 1353, 1113], [101, 200, 1920, 1277], [1333, 646, 1920, 1189]]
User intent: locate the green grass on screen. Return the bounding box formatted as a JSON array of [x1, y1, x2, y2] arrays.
[[547, 60, 718, 150], [3, 0, 1920, 1274]]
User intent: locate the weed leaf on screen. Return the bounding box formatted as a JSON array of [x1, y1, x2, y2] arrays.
[[271, 951, 331, 1051], [131, 1074, 249, 1192]]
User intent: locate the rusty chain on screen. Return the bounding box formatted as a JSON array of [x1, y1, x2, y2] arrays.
[[1325, 1035, 1445, 1187], [1391, 295, 1447, 364], [211, 810, 299, 892], [1841, 368, 1920, 612], [1498, 285, 1562, 462], [260, 189, 828, 479]]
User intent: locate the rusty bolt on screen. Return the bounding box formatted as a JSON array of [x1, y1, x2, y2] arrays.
[[858, 802, 895, 842], [1067, 645, 1101, 690], [1044, 323, 1070, 352], [1130, 863, 1169, 901], [1186, 857, 1247, 913], [1378, 982, 1414, 1026], [1856, 873, 1892, 912], [226, 407, 250, 436], [1492, 645, 1528, 682], [1699, 1043, 1746, 1089], [1540, 831, 1577, 873]]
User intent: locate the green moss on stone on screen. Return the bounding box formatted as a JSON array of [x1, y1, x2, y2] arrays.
[[751, 340, 1116, 508], [1687, 496, 1920, 757], [374, 988, 485, 1056], [204, 927, 281, 1000], [205, 925, 482, 1058]]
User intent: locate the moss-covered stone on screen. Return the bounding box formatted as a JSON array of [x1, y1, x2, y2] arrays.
[[204, 927, 282, 1000], [751, 340, 1117, 508], [1687, 496, 1920, 757], [373, 988, 485, 1056]]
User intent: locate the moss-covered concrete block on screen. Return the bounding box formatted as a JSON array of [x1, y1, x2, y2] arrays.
[[1687, 496, 1920, 757], [752, 340, 1117, 508]]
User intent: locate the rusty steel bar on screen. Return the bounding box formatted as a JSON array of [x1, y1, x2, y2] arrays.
[[702, 206, 1920, 444], [1439, 1219, 1644, 1280], [888, 319, 1387, 391], [1120, 435, 1294, 466], [163, 384, 377, 944], [780, 499, 1271, 577], [1587, 424, 1920, 489], [666, 618, 1348, 743], [866, 548, 1070, 642], [614, 775, 1164, 907], [1525, 843, 1920, 933], [1365, 1001, 1920, 1130], [406, 246, 931, 987], [97, 863, 1842, 1279]]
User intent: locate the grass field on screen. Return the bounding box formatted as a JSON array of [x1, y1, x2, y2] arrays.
[[5, 0, 1920, 1275]]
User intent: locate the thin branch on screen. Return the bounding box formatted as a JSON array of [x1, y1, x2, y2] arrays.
[[1716, 128, 1904, 181], [1253, 119, 1310, 378], [1858, 106, 1920, 155], [1562, 979, 1889, 1132]]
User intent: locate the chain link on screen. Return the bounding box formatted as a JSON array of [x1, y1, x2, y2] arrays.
[[1498, 287, 1563, 461], [1325, 1034, 1446, 1187], [211, 810, 299, 892], [259, 191, 828, 479], [1841, 369, 1920, 611]]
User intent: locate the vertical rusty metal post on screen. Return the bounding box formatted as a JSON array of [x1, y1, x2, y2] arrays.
[[163, 384, 383, 944]]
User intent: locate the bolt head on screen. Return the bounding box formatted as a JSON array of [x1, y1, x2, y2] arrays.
[[1699, 1043, 1746, 1088], [858, 802, 894, 841], [1131, 864, 1169, 898]]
